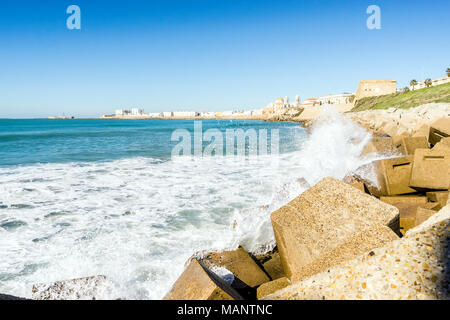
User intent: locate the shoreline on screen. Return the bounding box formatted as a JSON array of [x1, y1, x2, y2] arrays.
[[1, 102, 448, 300]]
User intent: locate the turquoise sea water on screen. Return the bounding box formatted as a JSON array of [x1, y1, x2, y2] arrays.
[[0, 119, 301, 166]]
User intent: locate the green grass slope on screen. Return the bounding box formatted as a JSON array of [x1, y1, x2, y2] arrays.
[[351, 82, 450, 112]]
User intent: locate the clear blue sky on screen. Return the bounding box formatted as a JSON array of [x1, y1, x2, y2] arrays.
[[0, 0, 449, 118]]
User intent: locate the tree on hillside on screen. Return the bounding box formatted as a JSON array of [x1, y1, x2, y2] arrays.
[[446, 68, 450, 77], [410, 79, 418, 90], [403, 87, 410, 93], [424, 78, 432, 88]]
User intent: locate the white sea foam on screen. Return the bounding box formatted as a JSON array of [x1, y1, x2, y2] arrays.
[[0, 106, 389, 299]]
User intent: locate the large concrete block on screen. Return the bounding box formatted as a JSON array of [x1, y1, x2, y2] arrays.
[[373, 156, 416, 195], [395, 136, 429, 155], [432, 137, 450, 151], [200, 247, 270, 288], [426, 191, 449, 210], [429, 118, 450, 145], [163, 259, 243, 300], [412, 124, 430, 138], [257, 277, 291, 300], [415, 207, 438, 226], [361, 137, 396, 156], [263, 211, 450, 300], [380, 195, 428, 206], [409, 149, 450, 190], [262, 252, 285, 281], [270, 177, 399, 282], [397, 202, 440, 235]]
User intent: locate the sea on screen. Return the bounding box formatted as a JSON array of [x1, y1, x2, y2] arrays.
[[0, 107, 379, 299]]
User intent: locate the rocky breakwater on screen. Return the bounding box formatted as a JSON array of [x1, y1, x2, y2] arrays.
[[346, 102, 450, 138], [163, 107, 449, 301]]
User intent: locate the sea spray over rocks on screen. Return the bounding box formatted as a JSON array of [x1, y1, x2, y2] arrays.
[[230, 106, 385, 254]]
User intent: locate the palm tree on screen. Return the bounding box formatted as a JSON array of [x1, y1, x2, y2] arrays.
[[410, 79, 418, 90], [424, 78, 432, 88], [446, 68, 450, 77]]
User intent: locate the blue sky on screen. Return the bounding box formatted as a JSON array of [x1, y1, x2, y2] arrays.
[[0, 0, 449, 118]]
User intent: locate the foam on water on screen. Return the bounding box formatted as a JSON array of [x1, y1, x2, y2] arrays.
[[0, 106, 386, 299]]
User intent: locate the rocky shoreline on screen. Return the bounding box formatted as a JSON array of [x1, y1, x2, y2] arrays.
[[1, 103, 449, 300], [163, 102, 449, 301]]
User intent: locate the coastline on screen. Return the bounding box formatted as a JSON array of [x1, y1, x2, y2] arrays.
[[1, 102, 449, 300]]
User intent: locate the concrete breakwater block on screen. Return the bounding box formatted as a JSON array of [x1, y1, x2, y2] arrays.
[[429, 118, 450, 146], [199, 247, 270, 288], [261, 252, 285, 281], [394, 136, 429, 155], [373, 156, 416, 196], [270, 177, 399, 283], [396, 202, 440, 235], [426, 191, 450, 210], [32, 275, 115, 300], [380, 195, 428, 206], [263, 205, 450, 300], [164, 259, 243, 300], [361, 137, 397, 156], [409, 149, 450, 190], [432, 137, 450, 151]]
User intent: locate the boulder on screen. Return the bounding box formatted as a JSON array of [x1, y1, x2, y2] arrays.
[[409, 149, 450, 190], [200, 247, 270, 288], [263, 206, 450, 300], [257, 277, 291, 300], [429, 118, 450, 145], [270, 177, 399, 282], [373, 156, 416, 195], [361, 137, 396, 156], [163, 259, 243, 300], [31, 275, 116, 300]]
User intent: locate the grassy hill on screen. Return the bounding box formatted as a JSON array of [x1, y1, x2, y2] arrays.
[[351, 82, 450, 112]]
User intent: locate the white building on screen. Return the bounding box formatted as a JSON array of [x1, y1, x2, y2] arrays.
[[316, 93, 354, 105], [173, 111, 196, 117], [115, 109, 132, 116], [131, 108, 145, 116]]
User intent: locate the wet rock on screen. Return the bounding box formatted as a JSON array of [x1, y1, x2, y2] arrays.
[[0, 293, 28, 300], [200, 247, 270, 288], [32, 275, 116, 300]]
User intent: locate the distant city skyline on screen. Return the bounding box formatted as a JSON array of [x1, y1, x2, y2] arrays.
[[0, 0, 449, 118]]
